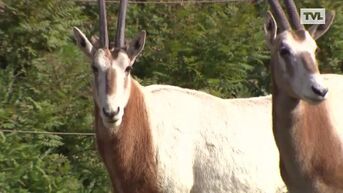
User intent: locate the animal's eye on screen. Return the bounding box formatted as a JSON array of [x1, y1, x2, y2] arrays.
[[125, 66, 132, 73], [91, 66, 98, 74], [280, 47, 291, 56]]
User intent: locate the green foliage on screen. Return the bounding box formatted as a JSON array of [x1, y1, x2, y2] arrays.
[[0, 0, 342, 192], [0, 133, 80, 193], [0, 42, 110, 192], [123, 3, 271, 97], [0, 0, 84, 73], [297, 0, 343, 73], [0, 0, 109, 192]]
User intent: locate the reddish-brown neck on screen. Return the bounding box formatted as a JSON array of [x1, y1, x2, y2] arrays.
[[272, 75, 343, 191], [94, 79, 159, 193]]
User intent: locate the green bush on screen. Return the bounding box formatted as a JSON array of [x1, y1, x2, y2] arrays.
[[0, 0, 342, 192]]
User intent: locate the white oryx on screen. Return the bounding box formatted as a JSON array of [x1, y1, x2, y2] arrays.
[[73, 0, 286, 193], [265, 0, 343, 192]]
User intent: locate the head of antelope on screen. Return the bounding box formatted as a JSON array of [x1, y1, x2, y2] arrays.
[[264, 0, 335, 103], [73, 27, 146, 129]]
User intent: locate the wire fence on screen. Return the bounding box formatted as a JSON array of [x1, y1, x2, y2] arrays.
[[0, 129, 95, 136], [0, 0, 256, 137], [74, 0, 254, 4]]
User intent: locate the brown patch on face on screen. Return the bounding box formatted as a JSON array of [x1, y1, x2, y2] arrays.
[[94, 79, 159, 193], [291, 30, 306, 42], [282, 54, 295, 77], [111, 48, 121, 59], [275, 39, 295, 77], [106, 69, 116, 95], [92, 49, 114, 101], [104, 49, 113, 60], [102, 48, 122, 96], [300, 52, 318, 73]]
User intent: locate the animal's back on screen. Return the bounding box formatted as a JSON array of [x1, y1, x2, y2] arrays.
[[143, 85, 286, 193]]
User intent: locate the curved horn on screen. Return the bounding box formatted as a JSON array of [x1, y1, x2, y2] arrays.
[[284, 0, 304, 30], [115, 0, 128, 48], [98, 0, 109, 48], [267, 0, 290, 32]]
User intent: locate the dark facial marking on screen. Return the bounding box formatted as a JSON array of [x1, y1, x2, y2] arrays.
[[283, 56, 295, 77], [301, 52, 318, 73], [111, 48, 120, 59], [106, 68, 116, 95], [292, 30, 306, 41], [279, 44, 295, 77], [91, 65, 98, 74], [280, 45, 291, 56], [104, 49, 113, 60]]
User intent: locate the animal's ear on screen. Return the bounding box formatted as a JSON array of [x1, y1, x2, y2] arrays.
[[308, 11, 335, 40], [73, 27, 95, 58], [264, 11, 277, 49], [127, 31, 146, 64]]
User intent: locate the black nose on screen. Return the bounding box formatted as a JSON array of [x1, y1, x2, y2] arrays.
[[102, 107, 120, 119], [311, 86, 328, 97]]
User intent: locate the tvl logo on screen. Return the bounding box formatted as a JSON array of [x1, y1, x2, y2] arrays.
[[300, 8, 325, 24]]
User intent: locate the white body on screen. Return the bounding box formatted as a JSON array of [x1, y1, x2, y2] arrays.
[[142, 85, 286, 193], [73, 26, 286, 193]]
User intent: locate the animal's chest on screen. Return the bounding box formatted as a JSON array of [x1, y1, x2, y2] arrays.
[[96, 130, 160, 193], [95, 134, 122, 192]]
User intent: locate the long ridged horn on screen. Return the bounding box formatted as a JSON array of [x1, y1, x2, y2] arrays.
[[284, 0, 304, 30], [98, 0, 109, 48], [267, 0, 291, 32], [115, 0, 128, 48]]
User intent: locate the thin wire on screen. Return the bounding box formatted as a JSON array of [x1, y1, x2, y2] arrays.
[[74, 0, 251, 4], [0, 129, 95, 136]]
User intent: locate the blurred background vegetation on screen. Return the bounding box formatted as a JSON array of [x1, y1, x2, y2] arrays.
[[0, 0, 342, 192]]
